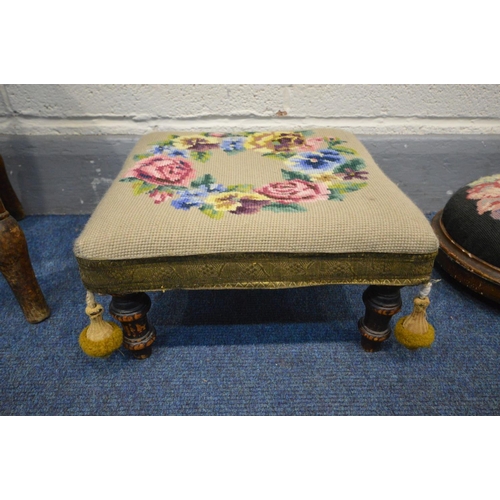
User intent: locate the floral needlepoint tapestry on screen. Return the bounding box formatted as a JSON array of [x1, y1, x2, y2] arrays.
[[120, 131, 370, 219]]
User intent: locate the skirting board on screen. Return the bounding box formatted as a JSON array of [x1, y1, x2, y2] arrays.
[[0, 134, 499, 215]]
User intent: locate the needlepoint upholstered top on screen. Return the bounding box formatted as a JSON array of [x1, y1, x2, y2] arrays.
[[432, 173, 500, 304], [74, 129, 438, 294]]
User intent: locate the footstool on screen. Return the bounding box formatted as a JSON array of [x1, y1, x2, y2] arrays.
[[432, 174, 500, 304], [74, 129, 439, 358]]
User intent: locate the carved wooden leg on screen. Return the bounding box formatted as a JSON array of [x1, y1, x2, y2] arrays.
[[0, 203, 50, 323], [0, 155, 25, 220], [358, 285, 402, 352], [109, 293, 156, 359]]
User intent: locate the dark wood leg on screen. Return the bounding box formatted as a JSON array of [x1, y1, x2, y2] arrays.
[[358, 285, 402, 352], [109, 293, 156, 359], [0, 155, 25, 220], [0, 203, 50, 323]]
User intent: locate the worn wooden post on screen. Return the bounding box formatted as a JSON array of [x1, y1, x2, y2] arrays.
[[0, 199, 50, 323]]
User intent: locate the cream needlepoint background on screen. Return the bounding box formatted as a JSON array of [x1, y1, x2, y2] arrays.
[[74, 129, 438, 261]]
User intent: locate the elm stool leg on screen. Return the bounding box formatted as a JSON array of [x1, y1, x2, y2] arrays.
[[358, 285, 402, 352], [0, 201, 50, 323], [109, 293, 156, 359]]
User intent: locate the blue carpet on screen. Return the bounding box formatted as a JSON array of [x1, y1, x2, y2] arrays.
[[1, 215, 499, 415]]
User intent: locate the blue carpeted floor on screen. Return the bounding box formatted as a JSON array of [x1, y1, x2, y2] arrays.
[[0, 215, 499, 415]]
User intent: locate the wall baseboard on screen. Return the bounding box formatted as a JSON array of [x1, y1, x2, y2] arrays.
[[1, 134, 499, 214]]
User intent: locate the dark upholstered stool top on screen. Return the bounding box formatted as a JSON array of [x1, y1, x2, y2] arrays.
[[441, 174, 500, 268]]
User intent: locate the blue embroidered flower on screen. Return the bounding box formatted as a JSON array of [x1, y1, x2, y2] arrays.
[[171, 188, 208, 210], [171, 184, 226, 210], [152, 145, 189, 158], [288, 149, 346, 172], [220, 137, 246, 153]]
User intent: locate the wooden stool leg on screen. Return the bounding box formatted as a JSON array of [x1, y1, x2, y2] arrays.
[[0, 204, 50, 323], [0, 155, 25, 220], [358, 285, 402, 352], [109, 293, 156, 359]]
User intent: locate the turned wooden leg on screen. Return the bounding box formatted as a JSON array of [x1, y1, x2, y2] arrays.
[[0, 202, 50, 323], [109, 293, 156, 359], [0, 155, 25, 220], [358, 285, 402, 352]]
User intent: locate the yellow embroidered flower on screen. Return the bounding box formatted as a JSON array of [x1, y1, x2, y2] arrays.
[[310, 172, 343, 186], [205, 192, 269, 212], [173, 135, 219, 152], [468, 174, 500, 187], [245, 131, 306, 153], [239, 192, 270, 202]]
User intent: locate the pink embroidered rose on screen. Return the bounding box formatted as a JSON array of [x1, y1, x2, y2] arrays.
[[467, 180, 500, 200], [127, 155, 196, 186], [476, 198, 500, 217], [255, 180, 329, 204], [467, 179, 500, 219], [298, 137, 325, 152], [149, 190, 174, 205]]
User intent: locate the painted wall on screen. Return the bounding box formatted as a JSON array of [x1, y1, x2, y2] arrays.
[[1, 84, 500, 135], [1, 85, 499, 214]]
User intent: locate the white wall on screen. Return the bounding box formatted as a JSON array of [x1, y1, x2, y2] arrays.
[[1, 84, 499, 135]]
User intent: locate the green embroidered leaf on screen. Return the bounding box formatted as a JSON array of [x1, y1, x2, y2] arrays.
[[190, 150, 212, 163], [295, 130, 314, 137], [156, 185, 187, 194], [132, 181, 156, 196], [133, 153, 153, 161], [200, 205, 225, 219], [120, 177, 139, 183], [331, 146, 358, 155], [226, 184, 254, 193], [343, 182, 367, 192], [328, 182, 368, 199], [155, 135, 178, 145], [281, 169, 312, 182], [327, 189, 345, 201], [336, 158, 367, 172], [223, 149, 245, 156], [191, 174, 217, 189], [262, 203, 307, 213], [262, 152, 296, 161], [325, 138, 346, 148]]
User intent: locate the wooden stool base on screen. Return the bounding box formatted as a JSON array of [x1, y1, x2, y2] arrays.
[[432, 211, 500, 304], [358, 285, 402, 352], [109, 293, 156, 359]]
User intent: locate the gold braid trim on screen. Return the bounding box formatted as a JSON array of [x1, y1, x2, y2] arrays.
[[76, 251, 437, 294]]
